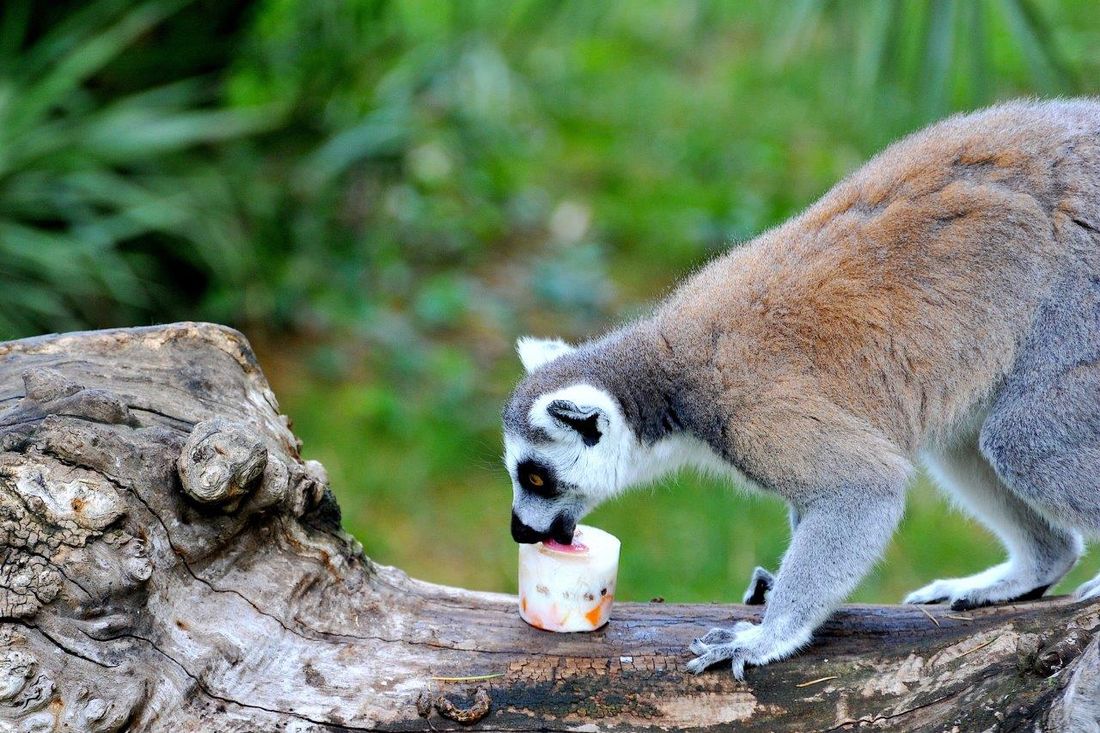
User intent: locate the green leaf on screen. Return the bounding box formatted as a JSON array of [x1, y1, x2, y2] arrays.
[[920, 0, 957, 118], [84, 104, 283, 160], [999, 0, 1073, 92], [9, 0, 191, 135]]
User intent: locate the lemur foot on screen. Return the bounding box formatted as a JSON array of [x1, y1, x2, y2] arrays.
[[1074, 576, 1100, 601], [742, 567, 774, 605], [687, 621, 806, 680], [904, 563, 1053, 611]]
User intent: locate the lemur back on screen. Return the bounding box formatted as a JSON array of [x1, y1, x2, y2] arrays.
[[657, 99, 1100, 476]]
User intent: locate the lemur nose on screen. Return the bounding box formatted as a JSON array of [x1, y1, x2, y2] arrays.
[[511, 511, 546, 544]]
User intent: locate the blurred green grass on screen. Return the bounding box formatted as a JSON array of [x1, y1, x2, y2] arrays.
[[4, 0, 1100, 603]]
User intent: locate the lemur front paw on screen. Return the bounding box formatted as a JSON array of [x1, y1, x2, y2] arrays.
[[687, 621, 806, 680], [742, 566, 774, 605], [687, 622, 758, 678]]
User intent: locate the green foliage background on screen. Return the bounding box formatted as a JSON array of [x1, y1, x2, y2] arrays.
[[3, 0, 1100, 602]]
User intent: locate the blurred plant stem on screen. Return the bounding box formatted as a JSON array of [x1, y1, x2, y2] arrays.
[[774, 0, 1079, 124]]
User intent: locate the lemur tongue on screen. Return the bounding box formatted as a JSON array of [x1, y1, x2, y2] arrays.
[[543, 538, 588, 553]]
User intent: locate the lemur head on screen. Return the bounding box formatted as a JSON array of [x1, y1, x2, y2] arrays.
[[502, 335, 644, 545]]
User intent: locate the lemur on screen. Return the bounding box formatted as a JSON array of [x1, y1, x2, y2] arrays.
[[501, 99, 1100, 678]]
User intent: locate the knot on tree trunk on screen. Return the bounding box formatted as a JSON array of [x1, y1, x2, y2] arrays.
[[178, 418, 268, 508], [0, 324, 351, 733], [176, 418, 329, 517]]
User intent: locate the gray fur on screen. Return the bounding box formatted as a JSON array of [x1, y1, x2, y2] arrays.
[[502, 99, 1100, 678], [504, 325, 681, 446], [980, 269, 1100, 531]]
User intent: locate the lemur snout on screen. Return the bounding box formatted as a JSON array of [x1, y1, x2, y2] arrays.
[[511, 512, 544, 543], [549, 514, 577, 545], [511, 511, 576, 545]]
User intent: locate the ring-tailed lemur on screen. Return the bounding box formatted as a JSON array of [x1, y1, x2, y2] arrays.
[[502, 99, 1100, 678]]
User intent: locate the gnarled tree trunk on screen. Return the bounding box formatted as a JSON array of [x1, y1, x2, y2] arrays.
[[0, 323, 1097, 732]]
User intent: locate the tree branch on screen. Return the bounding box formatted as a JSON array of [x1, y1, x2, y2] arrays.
[[0, 323, 1094, 732]]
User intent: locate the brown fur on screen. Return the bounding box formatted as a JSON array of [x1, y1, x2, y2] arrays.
[[654, 99, 1100, 499]]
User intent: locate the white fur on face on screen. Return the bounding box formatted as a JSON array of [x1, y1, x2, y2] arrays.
[[505, 383, 746, 531]]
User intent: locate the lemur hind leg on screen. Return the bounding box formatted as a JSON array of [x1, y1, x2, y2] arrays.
[[977, 269, 1100, 600], [906, 437, 1081, 611]]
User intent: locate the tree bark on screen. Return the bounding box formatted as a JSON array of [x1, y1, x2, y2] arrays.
[[0, 322, 1097, 732]]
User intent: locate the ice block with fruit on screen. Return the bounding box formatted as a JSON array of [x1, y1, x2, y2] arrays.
[[517, 524, 620, 632]]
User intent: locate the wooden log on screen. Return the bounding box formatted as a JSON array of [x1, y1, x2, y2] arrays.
[[0, 322, 1096, 732]]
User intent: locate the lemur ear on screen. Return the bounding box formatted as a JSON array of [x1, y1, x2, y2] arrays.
[[547, 399, 603, 447], [516, 337, 574, 373]]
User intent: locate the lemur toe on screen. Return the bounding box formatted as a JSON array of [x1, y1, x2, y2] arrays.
[[949, 592, 1008, 611], [695, 622, 752, 648], [903, 589, 949, 605], [949, 596, 984, 612], [687, 641, 754, 679], [690, 630, 729, 655], [903, 578, 957, 605], [685, 654, 715, 675], [686, 642, 742, 676]]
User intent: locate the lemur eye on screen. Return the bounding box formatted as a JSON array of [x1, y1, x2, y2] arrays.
[[517, 459, 556, 497]]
